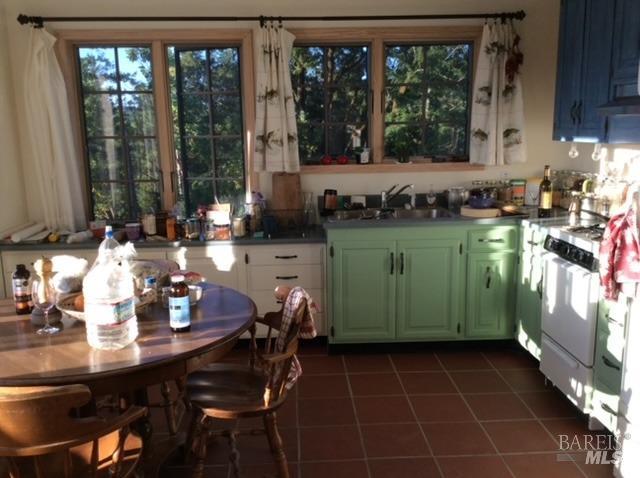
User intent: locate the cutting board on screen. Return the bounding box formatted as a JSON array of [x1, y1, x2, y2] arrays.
[[271, 173, 302, 210], [460, 206, 502, 218]]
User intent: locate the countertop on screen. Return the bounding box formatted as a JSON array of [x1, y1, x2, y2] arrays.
[[323, 206, 570, 230], [0, 228, 326, 252]]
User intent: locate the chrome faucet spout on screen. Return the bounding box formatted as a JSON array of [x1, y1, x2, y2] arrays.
[[382, 183, 415, 209]]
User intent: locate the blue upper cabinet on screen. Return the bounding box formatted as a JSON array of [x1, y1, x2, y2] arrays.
[[553, 0, 586, 141], [553, 0, 615, 143], [603, 0, 640, 143]]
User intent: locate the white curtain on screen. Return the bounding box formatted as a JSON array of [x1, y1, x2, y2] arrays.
[[24, 28, 86, 232], [253, 27, 300, 173], [470, 22, 527, 165]]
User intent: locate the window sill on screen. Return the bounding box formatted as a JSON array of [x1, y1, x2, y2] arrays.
[[300, 162, 484, 174]]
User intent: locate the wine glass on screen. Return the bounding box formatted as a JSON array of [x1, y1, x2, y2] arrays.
[[32, 278, 59, 335]]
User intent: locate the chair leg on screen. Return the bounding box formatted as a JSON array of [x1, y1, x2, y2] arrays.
[[227, 429, 241, 478], [160, 381, 178, 435], [175, 375, 191, 412], [264, 412, 289, 478], [191, 415, 209, 478]]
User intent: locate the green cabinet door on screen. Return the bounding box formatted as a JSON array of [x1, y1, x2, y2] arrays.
[[396, 239, 462, 339], [331, 240, 396, 342], [515, 228, 544, 359], [466, 252, 516, 338]]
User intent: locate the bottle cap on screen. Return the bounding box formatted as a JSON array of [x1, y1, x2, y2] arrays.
[[171, 274, 185, 283], [105, 225, 114, 238]]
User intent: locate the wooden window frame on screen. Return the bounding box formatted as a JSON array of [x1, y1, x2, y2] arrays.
[[55, 29, 257, 219], [290, 26, 484, 174]]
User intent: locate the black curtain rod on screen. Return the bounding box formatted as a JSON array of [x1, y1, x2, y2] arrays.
[[17, 10, 526, 28]]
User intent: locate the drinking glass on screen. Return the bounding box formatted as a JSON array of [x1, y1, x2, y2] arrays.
[[32, 278, 59, 335]]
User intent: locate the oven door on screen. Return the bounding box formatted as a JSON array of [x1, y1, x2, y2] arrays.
[[542, 254, 600, 366]]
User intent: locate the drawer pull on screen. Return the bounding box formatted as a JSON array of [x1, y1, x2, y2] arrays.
[[601, 355, 621, 371], [601, 402, 619, 416], [390, 252, 394, 275], [527, 240, 537, 245], [275, 255, 298, 259], [400, 252, 404, 275], [275, 275, 299, 280], [478, 238, 505, 243]]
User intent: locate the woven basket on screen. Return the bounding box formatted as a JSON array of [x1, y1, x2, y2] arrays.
[[57, 291, 156, 322]]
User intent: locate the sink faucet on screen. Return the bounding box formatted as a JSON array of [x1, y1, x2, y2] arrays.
[[381, 184, 415, 209]]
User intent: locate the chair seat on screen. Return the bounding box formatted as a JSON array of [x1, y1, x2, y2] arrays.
[[3, 430, 142, 478], [187, 363, 282, 418]]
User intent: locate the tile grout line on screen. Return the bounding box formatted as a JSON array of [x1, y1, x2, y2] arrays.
[[389, 354, 445, 478], [343, 355, 373, 478], [480, 352, 589, 478], [433, 352, 517, 478]]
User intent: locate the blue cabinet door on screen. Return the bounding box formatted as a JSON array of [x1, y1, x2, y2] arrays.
[[576, 0, 615, 141], [610, 0, 640, 97], [553, 0, 586, 141], [606, 0, 640, 143]]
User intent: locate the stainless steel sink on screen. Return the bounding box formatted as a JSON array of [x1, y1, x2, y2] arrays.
[[331, 208, 452, 221], [392, 208, 453, 219]]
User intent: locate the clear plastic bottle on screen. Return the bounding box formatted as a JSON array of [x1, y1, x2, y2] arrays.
[[82, 226, 139, 350]]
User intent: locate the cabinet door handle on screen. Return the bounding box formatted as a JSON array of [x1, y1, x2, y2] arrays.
[[275, 275, 299, 280], [390, 252, 394, 275], [601, 402, 619, 417], [601, 355, 621, 371], [486, 266, 492, 289], [576, 99, 583, 124], [570, 100, 577, 124], [478, 238, 504, 243], [400, 252, 404, 275], [527, 240, 537, 246], [275, 255, 298, 259], [537, 277, 543, 299]]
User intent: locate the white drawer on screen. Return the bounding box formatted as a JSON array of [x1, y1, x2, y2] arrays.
[[592, 383, 620, 433], [249, 288, 324, 315], [248, 264, 322, 291], [540, 334, 593, 413], [245, 245, 324, 266]]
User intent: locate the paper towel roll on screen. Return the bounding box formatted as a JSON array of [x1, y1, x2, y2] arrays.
[[10, 223, 47, 243]]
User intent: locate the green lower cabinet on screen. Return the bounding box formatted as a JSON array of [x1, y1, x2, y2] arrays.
[[396, 239, 462, 339], [331, 240, 396, 342], [466, 251, 516, 338], [515, 248, 544, 359]]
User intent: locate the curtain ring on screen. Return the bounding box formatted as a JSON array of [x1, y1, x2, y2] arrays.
[[259, 15, 266, 29], [278, 17, 283, 29]]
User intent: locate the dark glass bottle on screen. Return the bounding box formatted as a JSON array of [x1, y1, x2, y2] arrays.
[[538, 165, 553, 218], [12, 264, 32, 315], [168, 275, 191, 332]]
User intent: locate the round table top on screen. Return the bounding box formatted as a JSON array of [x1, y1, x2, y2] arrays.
[[0, 283, 256, 389]]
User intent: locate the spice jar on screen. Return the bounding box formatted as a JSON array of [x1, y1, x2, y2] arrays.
[[510, 179, 526, 206], [232, 216, 246, 238]]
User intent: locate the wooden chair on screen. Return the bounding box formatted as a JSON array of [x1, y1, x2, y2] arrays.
[[0, 385, 146, 477], [185, 298, 307, 478]]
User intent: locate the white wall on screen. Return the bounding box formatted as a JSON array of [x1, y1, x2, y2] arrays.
[[0, 4, 27, 234], [0, 0, 629, 212]]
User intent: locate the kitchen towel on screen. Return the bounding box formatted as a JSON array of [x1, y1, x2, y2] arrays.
[[253, 26, 300, 173], [470, 21, 527, 165]]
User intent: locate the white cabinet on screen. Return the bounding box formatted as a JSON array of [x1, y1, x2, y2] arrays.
[[0, 242, 328, 336], [245, 244, 326, 335], [167, 245, 245, 292]]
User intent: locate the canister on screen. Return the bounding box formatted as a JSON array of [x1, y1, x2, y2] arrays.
[[510, 179, 526, 206]]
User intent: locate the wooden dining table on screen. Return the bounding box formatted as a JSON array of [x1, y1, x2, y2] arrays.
[[0, 282, 257, 475]]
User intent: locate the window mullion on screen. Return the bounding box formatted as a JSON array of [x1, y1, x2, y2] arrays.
[[371, 37, 384, 163]]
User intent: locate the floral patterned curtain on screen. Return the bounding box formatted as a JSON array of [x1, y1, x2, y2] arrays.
[[253, 26, 300, 172], [470, 21, 526, 165]]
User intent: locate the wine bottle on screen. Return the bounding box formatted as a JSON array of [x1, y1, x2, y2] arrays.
[[538, 165, 553, 218]]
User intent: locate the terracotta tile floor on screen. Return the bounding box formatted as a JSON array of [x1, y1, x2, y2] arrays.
[[159, 343, 615, 478]]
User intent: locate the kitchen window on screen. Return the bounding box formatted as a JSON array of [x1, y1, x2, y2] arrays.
[[77, 46, 162, 221], [290, 45, 370, 163], [384, 42, 473, 159], [384, 43, 473, 159], [168, 46, 246, 213]]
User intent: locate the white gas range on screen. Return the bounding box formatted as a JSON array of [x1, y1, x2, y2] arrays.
[[539, 221, 605, 413]]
